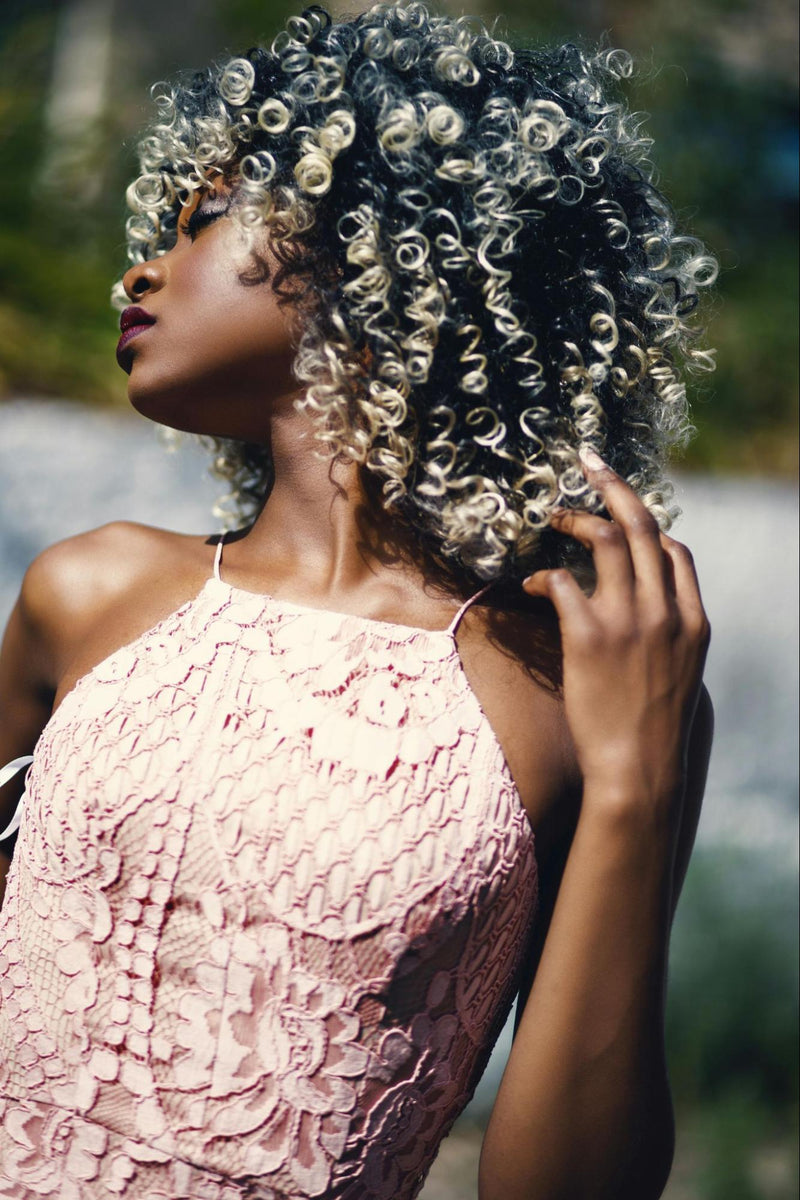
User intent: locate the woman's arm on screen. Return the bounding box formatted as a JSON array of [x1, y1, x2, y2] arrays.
[[0, 557, 62, 904], [480, 450, 712, 1200], [481, 695, 712, 1200]]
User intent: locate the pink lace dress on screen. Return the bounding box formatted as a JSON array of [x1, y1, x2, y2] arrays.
[[0, 536, 538, 1199]]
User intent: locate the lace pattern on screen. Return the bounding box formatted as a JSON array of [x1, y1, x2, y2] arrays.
[[0, 577, 538, 1198]]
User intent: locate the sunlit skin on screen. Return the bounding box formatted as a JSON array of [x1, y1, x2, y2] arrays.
[[0, 177, 714, 1199], [120, 185, 300, 441]]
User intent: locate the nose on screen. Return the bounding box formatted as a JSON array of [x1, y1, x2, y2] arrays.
[[121, 256, 167, 303]]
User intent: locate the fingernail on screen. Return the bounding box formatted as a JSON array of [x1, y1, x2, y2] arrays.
[[578, 446, 606, 471]]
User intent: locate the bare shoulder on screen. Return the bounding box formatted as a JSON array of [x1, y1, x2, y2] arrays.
[[24, 521, 196, 610], [454, 595, 582, 862], [21, 522, 215, 697], [0, 522, 213, 874]]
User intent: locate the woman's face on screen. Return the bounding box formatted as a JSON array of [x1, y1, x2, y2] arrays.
[[118, 182, 300, 440]]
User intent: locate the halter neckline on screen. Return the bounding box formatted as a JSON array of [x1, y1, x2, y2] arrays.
[[212, 532, 489, 639]]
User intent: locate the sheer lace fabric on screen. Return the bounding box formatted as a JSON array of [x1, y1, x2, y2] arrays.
[[0, 575, 538, 1198]]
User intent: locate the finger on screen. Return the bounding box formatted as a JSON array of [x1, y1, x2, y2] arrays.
[[549, 509, 634, 596], [578, 447, 670, 596], [660, 535, 710, 637], [658, 536, 678, 598], [522, 567, 589, 625]]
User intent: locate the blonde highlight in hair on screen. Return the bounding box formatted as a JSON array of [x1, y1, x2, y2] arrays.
[[118, 1, 717, 582]]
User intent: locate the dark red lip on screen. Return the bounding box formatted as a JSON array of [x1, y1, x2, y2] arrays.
[[120, 305, 155, 333], [116, 306, 156, 367]]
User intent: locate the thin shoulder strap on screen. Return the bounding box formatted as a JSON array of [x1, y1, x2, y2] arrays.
[[213, 531, 227, 581], [0, 755, 34, 841], [447, 584, 491, 638]]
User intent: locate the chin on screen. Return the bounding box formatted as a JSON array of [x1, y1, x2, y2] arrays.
[[127, 381, 265, 443], [127, 383, 195, 434]]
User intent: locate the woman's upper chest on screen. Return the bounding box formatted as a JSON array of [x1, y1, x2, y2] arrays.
[[33, 582, 543, 938], [49, 534, 577, 861]]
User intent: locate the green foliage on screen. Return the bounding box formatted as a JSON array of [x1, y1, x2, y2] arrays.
[[219, 0, 304, 46], [667, 844, 799, 1109], [663, 844, 799, 1198], [0, 6, 131, 403], [689, 1087, 792, 1200], [625, 54, 799, 474]]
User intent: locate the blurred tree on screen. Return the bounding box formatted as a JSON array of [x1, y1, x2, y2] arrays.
[[38, 0, 116, 203]]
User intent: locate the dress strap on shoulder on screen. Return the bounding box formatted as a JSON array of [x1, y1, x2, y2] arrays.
[[447, 584, 491, 638], [213, 532, 227, 582], [0, 755, 34, 841]]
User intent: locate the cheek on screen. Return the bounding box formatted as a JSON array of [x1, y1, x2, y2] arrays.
[[187, 253, 297, 368], [235, 296, 297, 364], [125, 231, 303, 437]]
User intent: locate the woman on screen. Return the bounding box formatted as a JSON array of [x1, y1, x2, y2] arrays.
[[0, 4, 716, 1197]]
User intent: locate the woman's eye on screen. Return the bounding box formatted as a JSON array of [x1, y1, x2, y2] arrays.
[[179, 199, 230, 240]]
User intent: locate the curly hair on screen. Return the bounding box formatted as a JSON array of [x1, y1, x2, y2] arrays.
[[116, 1, 717, 582]]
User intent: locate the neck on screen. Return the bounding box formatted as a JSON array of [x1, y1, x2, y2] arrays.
[[237, 407, 421, 598]]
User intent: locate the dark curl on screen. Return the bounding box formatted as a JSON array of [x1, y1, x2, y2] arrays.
[[117, 1, 717, 582]]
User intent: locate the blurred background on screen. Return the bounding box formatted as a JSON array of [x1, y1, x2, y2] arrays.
[[0, 1, 797, 1197]]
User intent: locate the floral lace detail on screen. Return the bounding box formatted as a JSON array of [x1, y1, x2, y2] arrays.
[[0, 578, 538, 1198]]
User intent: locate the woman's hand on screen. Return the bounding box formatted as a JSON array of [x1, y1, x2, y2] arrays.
[[523, 447, 711, 815]]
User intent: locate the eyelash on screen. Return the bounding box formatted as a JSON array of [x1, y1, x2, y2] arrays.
[[179, 202, 229, 240]]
